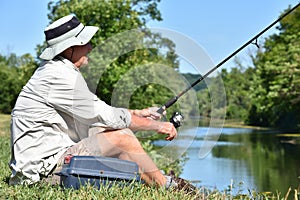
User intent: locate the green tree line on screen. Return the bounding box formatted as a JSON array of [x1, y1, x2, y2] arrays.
[[0, 53, 37, 113]]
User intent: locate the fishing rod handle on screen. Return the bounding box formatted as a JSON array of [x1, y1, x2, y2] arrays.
[[156, 106, 165, 114], [156, 96, 178, 114]]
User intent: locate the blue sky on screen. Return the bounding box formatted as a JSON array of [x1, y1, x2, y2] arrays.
[[0, 0, 298, 72]]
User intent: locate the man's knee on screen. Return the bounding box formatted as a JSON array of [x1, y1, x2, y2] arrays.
[[113, 128, 140, 148], [118, 128, 135, 137], [96, 128, 141, 153]]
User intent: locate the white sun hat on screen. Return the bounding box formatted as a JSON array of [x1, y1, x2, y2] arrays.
[[39, 15, 99, 60]]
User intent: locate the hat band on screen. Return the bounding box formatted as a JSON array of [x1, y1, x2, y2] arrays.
[[46, 23, 84, 46], [45, 16, 81, 41]]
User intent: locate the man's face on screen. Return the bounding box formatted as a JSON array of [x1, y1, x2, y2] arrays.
[[71, 42, 93, 68]]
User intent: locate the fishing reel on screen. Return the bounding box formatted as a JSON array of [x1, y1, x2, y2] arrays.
[[169, 111, 184, 128]]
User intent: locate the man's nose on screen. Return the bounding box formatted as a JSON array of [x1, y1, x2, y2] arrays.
[[87, 42, 93, 51]]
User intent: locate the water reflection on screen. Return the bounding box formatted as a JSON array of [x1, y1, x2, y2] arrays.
[[153, 126, 300, 195]]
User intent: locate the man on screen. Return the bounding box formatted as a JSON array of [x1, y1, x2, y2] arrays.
[[9, 15, 178, 188]]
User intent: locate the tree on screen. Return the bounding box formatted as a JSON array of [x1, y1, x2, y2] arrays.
[[0, 53, 36, 113], [247, 6, 300, 130], [221, 63, 254, 120]]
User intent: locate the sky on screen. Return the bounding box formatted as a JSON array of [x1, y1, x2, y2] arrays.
[[0, 0, 299, 73]]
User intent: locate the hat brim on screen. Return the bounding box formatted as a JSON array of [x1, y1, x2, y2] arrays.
[[39, 26, 99, 60]]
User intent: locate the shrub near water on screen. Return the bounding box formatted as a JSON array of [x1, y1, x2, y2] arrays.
[[0, 114, 299, 199]]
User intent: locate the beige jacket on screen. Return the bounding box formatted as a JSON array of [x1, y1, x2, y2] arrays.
[[9, 57, 131, 184]]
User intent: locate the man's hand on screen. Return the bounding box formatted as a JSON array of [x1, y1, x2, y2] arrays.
[[131, 107, 165, 120], [157, 122, 177, 141], [129, 109, 177, 141]]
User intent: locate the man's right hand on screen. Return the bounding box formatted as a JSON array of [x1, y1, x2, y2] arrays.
[[157, 121, 177, 141]]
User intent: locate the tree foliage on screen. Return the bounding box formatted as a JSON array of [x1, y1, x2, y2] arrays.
[[196, 64, 253, 121], [0, 53, 36, 114], [221, 64, 254, 120], [247, 6, 300, 130]]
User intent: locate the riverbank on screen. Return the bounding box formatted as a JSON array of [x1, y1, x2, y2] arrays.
[[223, 119, 270, 130], [190, 116, 271, 130], [0, 113, 298, 199]]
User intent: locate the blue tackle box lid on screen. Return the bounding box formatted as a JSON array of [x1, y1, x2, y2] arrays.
[[59, 156, 140, 181]]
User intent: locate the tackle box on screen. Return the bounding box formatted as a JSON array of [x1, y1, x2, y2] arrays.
[[57, 155, 141, 189]]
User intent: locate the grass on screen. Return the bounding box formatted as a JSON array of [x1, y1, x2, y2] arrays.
[[0, 113, 299, 199]]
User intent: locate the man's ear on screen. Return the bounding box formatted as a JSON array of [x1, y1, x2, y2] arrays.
[[60, 47, 73, 59]]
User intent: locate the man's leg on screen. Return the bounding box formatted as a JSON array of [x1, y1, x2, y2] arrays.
[[94, 128, 167, 187], [45, 128, 167, 187]]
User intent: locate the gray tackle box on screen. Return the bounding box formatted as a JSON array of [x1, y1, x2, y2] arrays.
[[58, 155, 141, 189]]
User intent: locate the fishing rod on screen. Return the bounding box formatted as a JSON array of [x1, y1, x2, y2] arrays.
[[159, 2, 300, 127]]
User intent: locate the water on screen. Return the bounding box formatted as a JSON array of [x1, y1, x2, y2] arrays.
[[153, 126, 300, 195]]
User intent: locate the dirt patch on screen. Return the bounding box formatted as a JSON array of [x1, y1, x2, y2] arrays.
[[0, 114, 11, 136]]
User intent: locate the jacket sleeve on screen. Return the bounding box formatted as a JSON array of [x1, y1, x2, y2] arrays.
[[47, 65, 131, 130]]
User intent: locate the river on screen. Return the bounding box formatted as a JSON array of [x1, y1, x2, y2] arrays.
[[153, 125, 300, 195]]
